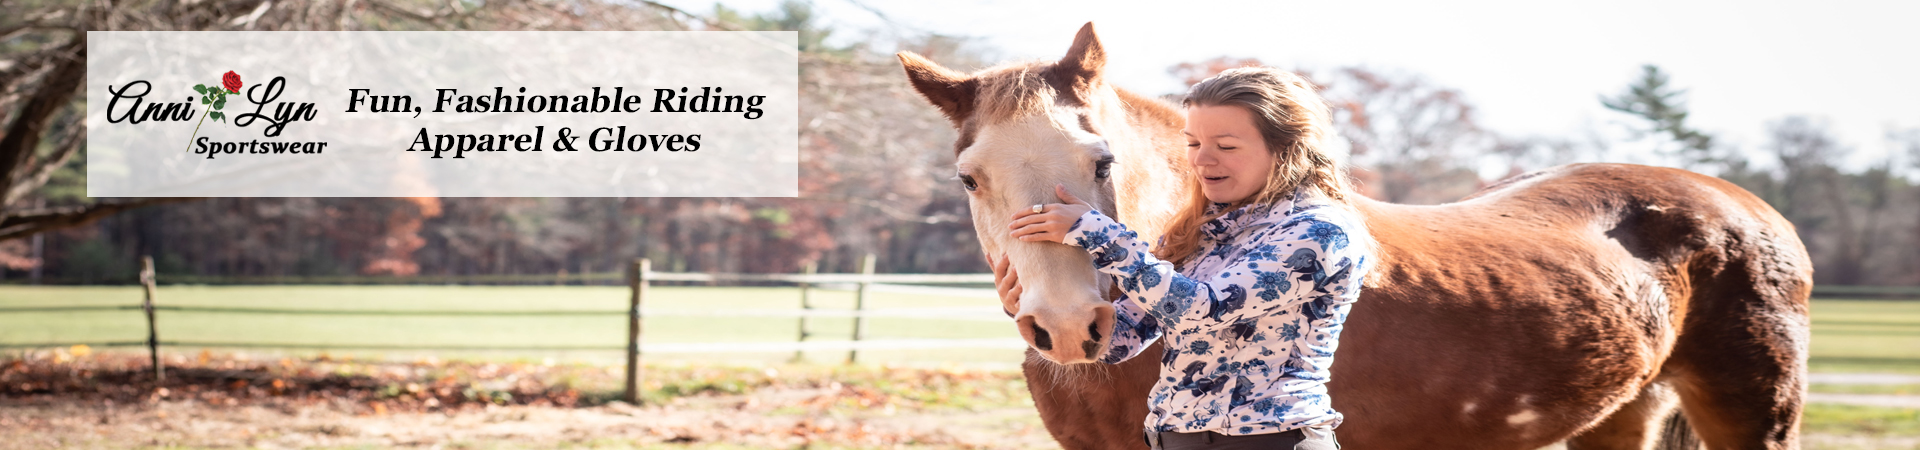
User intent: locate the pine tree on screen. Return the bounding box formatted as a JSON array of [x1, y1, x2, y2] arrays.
[[1601, 65, 1719, 168]]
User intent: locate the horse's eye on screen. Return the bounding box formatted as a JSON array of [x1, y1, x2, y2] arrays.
[[960, 174, 978, 191], [1094, 157, 1114, 179]]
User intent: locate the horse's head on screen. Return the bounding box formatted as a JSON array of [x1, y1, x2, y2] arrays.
[[897, 23, 1128, 364]]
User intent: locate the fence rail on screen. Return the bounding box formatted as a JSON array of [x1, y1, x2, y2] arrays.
[[16, 272, 995, 286], [0, 255, 1020, 402], [1811, 285, 1920, 299], [9, 257, 1919, 401], [0, 339, 1033, 353], [0, 304, 1007, 319]]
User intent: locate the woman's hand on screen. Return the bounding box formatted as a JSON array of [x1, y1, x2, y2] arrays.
[[1009, 184, 1094, 243], [988, 253, 1022, 317]]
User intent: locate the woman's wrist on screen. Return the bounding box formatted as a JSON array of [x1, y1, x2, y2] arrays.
[[1061, 208, 1112, 250]]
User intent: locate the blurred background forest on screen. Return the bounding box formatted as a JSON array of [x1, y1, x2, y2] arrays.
[[3, 0, 1918, 286]]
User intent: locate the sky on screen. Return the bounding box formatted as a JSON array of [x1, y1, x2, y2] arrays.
[[661, 0, 1920, 170]]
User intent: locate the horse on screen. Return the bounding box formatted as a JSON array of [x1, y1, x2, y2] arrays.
[[897, 23, 1812, 450]]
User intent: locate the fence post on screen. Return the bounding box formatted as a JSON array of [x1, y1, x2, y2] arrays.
[[794, 260, 816, 362], [623, 258, 649, 404], [139, 256, 162, 381], [846, 253, 875, 364]]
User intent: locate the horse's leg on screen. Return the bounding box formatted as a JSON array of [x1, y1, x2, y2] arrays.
[[1666, 343, 1805, 450], [1566, 381, 1682, 450], [1654, 410, 1704, 450], [1664, 262, 1809, 449], [1024, 342, 1163, 450]]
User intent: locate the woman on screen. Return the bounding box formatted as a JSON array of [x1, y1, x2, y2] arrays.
[[994, 67, 1372, 450]]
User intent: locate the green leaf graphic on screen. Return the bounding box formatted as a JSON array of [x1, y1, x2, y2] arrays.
[[193, 85, 207, 94]]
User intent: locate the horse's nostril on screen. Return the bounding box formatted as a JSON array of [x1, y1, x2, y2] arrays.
[[1029, 322, 1053, 351], [1083, 322, 1104, 359]]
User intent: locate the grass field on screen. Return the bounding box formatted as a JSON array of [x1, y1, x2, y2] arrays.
[[3, 286, 1920, 371], [1810, 300, 1920, 374], [0, 285, 1025, 366], [4, 287, 1920, 447]]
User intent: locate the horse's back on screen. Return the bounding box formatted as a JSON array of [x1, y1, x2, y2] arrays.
[[1331, 163, 1811, 449], [1453, 163, 1812, 313]]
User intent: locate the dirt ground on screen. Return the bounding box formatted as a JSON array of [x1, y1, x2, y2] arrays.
[[1, 393, 1053, 449], [1, 351, 1054, 449], [5, 351, 1916, 449]]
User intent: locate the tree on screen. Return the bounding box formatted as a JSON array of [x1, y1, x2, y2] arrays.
[[1898, 127, 1920, 283], [1168, 56, 1265, 87], [1167, 59, 1498, 204], [713, 0, 846, 56], [1762, 116, 1896, 285], [1320, 67, 1492, 204], [0, 20, 188, 243], [11, 0, 1004, 281], [0, 0, 702, 276], [1600, 65, 1720, 170]]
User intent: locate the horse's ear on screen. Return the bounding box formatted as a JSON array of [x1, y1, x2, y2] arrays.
[[1055, 22, 1106, 93], [898, 51, 974, 126]]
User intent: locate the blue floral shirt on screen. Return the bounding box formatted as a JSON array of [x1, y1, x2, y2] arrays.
[[1061, 188, 1371, 435]]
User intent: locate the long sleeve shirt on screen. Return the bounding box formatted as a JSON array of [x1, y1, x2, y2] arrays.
[[1061, 187, 1372, 435]]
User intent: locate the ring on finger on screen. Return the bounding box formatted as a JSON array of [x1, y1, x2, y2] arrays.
[[1031, 204, 1044, 214]]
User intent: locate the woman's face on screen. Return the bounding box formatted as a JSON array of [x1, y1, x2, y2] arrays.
[[1185, 104, 1274, 204]]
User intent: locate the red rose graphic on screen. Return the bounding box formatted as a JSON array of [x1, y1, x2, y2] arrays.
[[222, 71, 243, 93], [186, 71, 242, 152]]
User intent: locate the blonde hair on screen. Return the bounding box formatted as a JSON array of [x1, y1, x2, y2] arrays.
[[1158, 67, 1354, 266]]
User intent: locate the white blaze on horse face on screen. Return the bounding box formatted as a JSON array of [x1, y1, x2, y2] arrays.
[[961, 109, 1117, 364]]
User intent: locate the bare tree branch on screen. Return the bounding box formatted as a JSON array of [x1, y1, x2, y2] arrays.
[[0, 39, 79, 93], [0, 22, 83, 41], [366, 0, 455, 28], [0, 37, 83, 203], [806, 195, 964, 225], [4, 118, 82, 205], [630, 0, 738, 31], [0, 198, 193, 241]]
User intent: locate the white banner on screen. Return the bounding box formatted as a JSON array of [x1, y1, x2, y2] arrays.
[[86, 31, 798, 197]]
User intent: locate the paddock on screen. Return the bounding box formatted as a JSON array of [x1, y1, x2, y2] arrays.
[[3, 279, 1919, 448]]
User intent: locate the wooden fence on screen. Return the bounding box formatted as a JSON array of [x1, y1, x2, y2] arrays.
[[7, 255, 1918, 403], [0, 255, 1008, 403]]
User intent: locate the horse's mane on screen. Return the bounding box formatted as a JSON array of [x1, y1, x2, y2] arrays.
[[963, 61, 1065, 125], [1110, 87, 1188, 173]]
